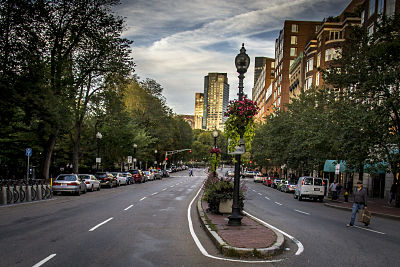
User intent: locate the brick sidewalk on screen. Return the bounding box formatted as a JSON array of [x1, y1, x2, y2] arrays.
[[325, 196, 400, 220], [201, 200, 277, 248]]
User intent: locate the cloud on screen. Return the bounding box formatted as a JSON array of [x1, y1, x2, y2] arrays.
[[116, 0, 350, 114]]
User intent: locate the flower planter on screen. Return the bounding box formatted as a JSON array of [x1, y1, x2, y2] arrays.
[[218, 199, 233, 214]]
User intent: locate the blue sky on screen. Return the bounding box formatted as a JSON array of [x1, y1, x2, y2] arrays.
[[115, 0, 350, 115]]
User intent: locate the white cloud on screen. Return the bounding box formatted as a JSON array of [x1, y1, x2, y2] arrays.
[[117, 0, 350, 114]]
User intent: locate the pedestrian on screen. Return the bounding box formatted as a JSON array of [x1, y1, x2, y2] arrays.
[[336, 183, 342, 200], [347, 181, 368, 227], [330, 181, 337, 200], [389, 182, 397, 206]]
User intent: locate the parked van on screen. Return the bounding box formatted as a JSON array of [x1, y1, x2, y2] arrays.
[[294, 176, 325, 202]]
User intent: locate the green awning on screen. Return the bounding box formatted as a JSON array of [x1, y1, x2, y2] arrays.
[[324, 160, 388, 174], [364, 162, 388, 174]]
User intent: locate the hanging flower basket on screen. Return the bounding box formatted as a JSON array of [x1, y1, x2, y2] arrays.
[[224, 96, 259, 152], [209, 147, 221, 172]]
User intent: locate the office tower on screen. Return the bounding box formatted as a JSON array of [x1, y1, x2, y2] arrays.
[[194, 93, 204, 130]]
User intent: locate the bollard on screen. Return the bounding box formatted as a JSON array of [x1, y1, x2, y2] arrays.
[[8, 187, 14, 204], [1, 187, 7, 205], [26, 185, 32, 202], [37, 184, 42, 200]]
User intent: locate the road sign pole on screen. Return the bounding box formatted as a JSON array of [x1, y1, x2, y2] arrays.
[[26, 155, 30, 184]]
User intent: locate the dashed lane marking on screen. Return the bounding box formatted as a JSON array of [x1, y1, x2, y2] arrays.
[[140, 197, 147, 201], [124, 205, 133, 211], [89, 217, 114, 232], [162, 188, 167, 191], [275, 202, 283, 206], [265, 196, 270, 200], [170, 185, 174, 188], [294, 209, 310, 215], [353, 225, 386, 235], [151, 192, 158, 196], [32, 254, 56, 267], [258, 193, 262, 196]]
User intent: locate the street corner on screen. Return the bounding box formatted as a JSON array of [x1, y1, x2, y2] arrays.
[[196, 191, 285, 259]]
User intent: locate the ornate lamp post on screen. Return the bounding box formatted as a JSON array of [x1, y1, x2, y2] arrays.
[[133, 143, 137, 169], [212, 128, 219, 148], [228, 43, 250, 226], [96, 132, 102, 171], [154, 149, 158, 168]]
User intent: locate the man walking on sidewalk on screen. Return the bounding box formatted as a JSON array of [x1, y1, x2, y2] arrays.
[[347, 181, 368, 227]]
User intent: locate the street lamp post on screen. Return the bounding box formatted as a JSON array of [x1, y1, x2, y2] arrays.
[[96, 132, 102, 171], [228, 43, 250, 226], [154, 149, 158, 168], [133, 144, 137, 169], [212, 128, 219, 149]]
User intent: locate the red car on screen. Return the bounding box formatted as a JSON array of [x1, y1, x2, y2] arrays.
[[129, 169, 145, 183], [263, 177, 273, 187]]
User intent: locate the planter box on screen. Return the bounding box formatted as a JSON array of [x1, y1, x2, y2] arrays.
[[219, 199, 233, 214]]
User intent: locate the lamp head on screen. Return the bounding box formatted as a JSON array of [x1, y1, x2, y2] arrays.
[[235, 43, 250, 74]]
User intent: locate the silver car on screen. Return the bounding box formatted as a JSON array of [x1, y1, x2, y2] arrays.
[[53, 174, 87, 195], [78, 174, 101, 192]]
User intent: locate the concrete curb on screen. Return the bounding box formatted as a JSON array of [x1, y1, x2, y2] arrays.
[[197, 192, 285, 258], [324, 203, 400, 221]]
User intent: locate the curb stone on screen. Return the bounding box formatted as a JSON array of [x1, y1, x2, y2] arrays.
[[324, 203, 400, 221], [196, 192, 285, 258]]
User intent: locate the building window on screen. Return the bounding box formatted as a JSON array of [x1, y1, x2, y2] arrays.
[[291, 24, 298, 33], [377, 0, 384, 14], [386, 0, 396, 16], [315, 72, 320, 87], [368, 24, 374, 37], [369, 0, 375, 18], [361, 10, 365, 24], [291, 36, 298, 45], [330, 31, 340, 40], [325, 48, 341, 61], [290, 59, 294, 67], [290, 47, 297, 57], [307, 58, 314, 72], [317, 53, 321, 68]]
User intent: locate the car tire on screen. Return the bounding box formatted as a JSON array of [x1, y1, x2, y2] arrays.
[[91, 185, 95, 192], [76, 190, 81, 196], [298, 195, 302, 201]]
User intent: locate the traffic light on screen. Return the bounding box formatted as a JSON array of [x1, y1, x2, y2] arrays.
[[249, 161, 253, 164], [189, 150, 192, 153], [165, 157, 168, 161]]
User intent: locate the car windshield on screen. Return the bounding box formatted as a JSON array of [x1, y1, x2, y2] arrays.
[[57, 175, 76, 181], [78, 175, 90, 179], [95, 173, 107, 178], [131, 170, 139, 174], [314, 179, 323, 186]]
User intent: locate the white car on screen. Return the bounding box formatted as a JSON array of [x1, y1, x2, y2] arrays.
[[78, 174, 101, 192], [294, 176, 325, 202], [111, 172, 128, 186], [253, 175, 263, 183]]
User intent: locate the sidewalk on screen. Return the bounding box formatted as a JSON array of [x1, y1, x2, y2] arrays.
[[197, 197, 284, 258], [324, 196, 400, 221]]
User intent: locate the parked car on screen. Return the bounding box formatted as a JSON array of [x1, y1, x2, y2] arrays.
[[129, 169, 145, 183], [143, 171, 154, 181], [253, 174, 264, 183], [161, 170, 170, 177], [78, 174, 100, 191], [153, 170, 162, 180], [294, 176, 325, 201], [111, 172, 128, 186], [263, 177, 273, 187], [121, 172, 133, 184], [281, 181, 296, 193], [272, 179, 281, 189], [279, 180, 289, 191], [53, 174, 87, 195], [95, 172, 118, 188]]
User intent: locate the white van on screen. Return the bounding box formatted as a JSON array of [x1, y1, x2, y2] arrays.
[[294, 176, 325, 202]]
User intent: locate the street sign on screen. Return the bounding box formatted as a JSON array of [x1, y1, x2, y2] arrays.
[[228, 138, 245, 155], [96, 158, 101, 163], [26, 148, 32, 157], [335, 164, 340, 175], [127, 156, 132, 163], [133, 158, 137, 162]]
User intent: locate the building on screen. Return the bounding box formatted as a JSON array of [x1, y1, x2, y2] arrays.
[[288, 52, 304, 102], [178, 115, 195, 129], [252, 57, 275, 121], [194, 93, 204, 129], [202, 73, 229, 131], [253, 57, 267, 88], [267, 20, 321, 113]]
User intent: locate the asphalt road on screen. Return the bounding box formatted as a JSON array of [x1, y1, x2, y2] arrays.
[[1, 168, 399, 267]]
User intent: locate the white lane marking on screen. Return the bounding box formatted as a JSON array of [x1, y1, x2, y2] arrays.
[[170, 185, 174, 188], [140, 197, 146, 201], [175, 183, 180, 186], [353, 225, 386, 235], [124, 205, 133, 211], [32, 254, 56, 267], [294, 209, 310, 215], [258, 193, 262, 196], [187, 187, 284, 263], [252, 189, 256, 192], [162, 188, 167, 191], [275, 202, 283, 206], [265, 196, 270, 200], [89, 217, 114, 232], [244, 211, 304, 256], [151, 192, 158, 196]]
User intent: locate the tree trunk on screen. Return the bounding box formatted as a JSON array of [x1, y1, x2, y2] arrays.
[[72, 122, 81, 174], [41, 130, 58, 181]]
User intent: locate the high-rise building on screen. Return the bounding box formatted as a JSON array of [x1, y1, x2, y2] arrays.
[[253, 57, 267, 88], [202, 73, 229, 131], [194, 93, 204, 129], [267, 20, 321, 113], [252, 57, 275, 121]]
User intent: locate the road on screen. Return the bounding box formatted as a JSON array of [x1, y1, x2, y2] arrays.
[[1, 168, 399, 267]]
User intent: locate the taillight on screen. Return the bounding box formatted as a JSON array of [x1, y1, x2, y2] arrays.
[[85, 182, 90, 184], [104, 178, 110, 181], [302, 180, 304, 185], [53, 182, 61, 186], [67, 182, 80, 186]]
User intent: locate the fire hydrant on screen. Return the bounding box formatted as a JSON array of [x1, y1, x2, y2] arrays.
[[344, 191, 349, 202]]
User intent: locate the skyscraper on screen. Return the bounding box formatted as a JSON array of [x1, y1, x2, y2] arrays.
[[202, 73, 229, 131], [194, 93, 204, 130]]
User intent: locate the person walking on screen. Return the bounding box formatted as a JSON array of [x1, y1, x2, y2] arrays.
[[347, 181, 368, 227], [330, 181, 337, 200], [389, 182, 397, 206]]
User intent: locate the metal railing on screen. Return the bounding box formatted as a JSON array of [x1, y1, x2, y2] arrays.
[[0, 179, 53, 205]]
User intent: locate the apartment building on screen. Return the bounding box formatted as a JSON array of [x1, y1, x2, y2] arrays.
[[202, 73, 229, 131], [268, 20, 321, 113], [252, 57, 275, 121], [194, 93, 204, 130]]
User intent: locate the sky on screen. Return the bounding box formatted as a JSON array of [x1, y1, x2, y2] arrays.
[[115, 0, 351, 115]]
